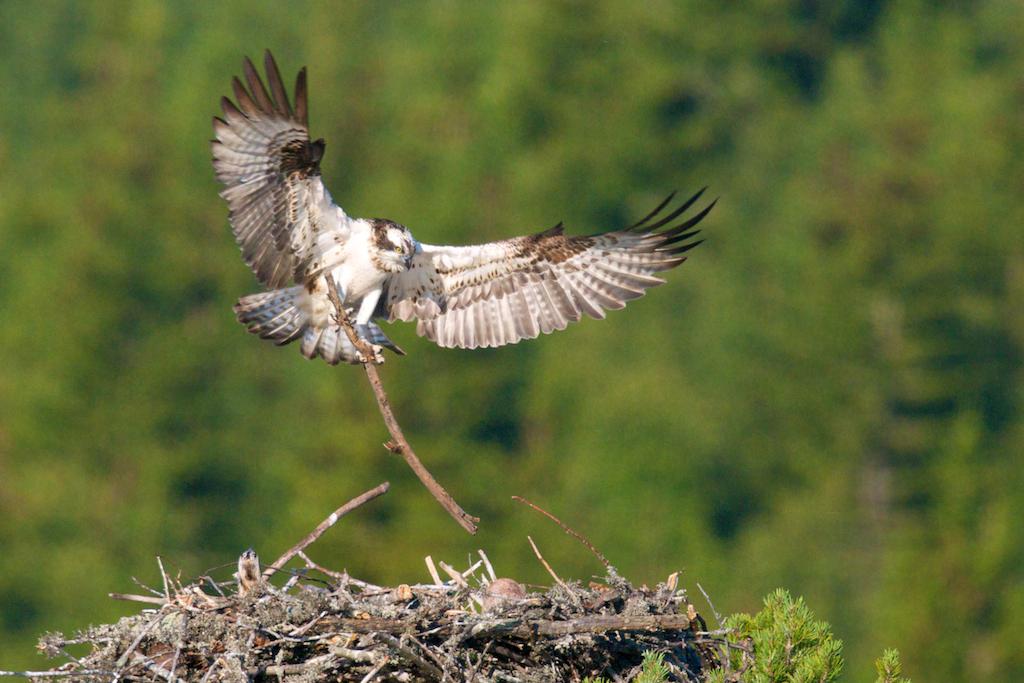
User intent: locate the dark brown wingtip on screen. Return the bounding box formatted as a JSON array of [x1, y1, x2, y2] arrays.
[[629, 191, 677, 230], [242, 55, 275, 114], [263, 49, 292, 117], [658, 228, 702, 248], [664, 238, 705, 255], [654, 198, 716, 252], [294, 67, 308, 126], [538, 221, 565, 237], [220, 96, 244, 119], [231, 76, 259, 117], [644, 186, 708, 232]]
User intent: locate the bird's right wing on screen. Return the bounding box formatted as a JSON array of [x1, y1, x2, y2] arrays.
[[212, 50, 349, 288], [384, 189, 714, 349]]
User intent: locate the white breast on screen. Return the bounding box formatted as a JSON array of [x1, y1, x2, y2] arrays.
[[305, 220, 387, 324]]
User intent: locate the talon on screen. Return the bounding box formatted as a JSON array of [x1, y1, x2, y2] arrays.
[[369, 344, 385, 364], [355, 344, 385, 365]]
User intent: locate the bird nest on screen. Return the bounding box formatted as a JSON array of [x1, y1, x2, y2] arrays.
[[27, 487, 729, 682], [36, 554, 722, 682]]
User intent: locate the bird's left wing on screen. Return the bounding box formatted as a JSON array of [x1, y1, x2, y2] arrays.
[[212, 51, 348, 288], [384, 189, 715, 349]]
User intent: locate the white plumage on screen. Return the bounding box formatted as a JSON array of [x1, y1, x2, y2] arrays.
[[213, 52, 715, 364]]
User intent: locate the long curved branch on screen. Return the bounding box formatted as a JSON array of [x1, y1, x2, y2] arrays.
[[325, 277, 480, 534]]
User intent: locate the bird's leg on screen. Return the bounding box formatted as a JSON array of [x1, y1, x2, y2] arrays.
[[323, 275, 374, 365], [353, 289, 384, 364]]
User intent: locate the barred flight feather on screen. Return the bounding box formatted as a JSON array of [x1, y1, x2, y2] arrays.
[[212, 51, 349, 289], [386, 188, 714, 349]]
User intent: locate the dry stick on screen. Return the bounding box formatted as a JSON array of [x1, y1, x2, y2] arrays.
[[526, 535, 570, 595], [0, 672, 114, 679], [697, 582, 723, 628], [168, 647, 181, 683], [130, 577, 165, 598], [324, 277, 479, 534], [131, 653, 183, 683], [512, 496, 611, 570], [404, 634, 447, 676], [319, 613, 694, 638], [109, 593, 167, 606], [478, 549, 497, 582], [461, 558, 484, 579], [298, 554, 385, 591], [358, 657, 389, 683], [438, 561, 469, 587], [297, 550, 347, 581], [115, 615, 164, 669], [198, 659, 221, 683], [424, 556, 444, 587], [156, 557, 171, 600], [257, 653, 338, 678], [264, 482, 391, 578], [375, 633, 443, 680]]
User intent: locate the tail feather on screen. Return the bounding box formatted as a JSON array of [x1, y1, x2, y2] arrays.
[[235, 286, 308, 341], [235, 287, 403, 364], [300, 326, 324, 358], [361, 323, 405, 356], [315, 326, 350, 365]]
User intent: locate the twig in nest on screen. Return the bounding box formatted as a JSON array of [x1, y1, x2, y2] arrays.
[[132, 652, 184, 683], [358, 657, 388, 683], [297, 550, 347, 580], [526, 536, 570, 595], [115, 615, 163, 669], [156, 557, 171, 600], [0, 671, 115, 679], [438, 561, 469, 588], [168, 647, 181, 683], [130, 576, 165, 598], [109, 593, 166, 606], [264, 482, 391, 578], [512, 496, 611, 570], [697, 582, 723, 628], [198, 576, 226, 597], [463, 558, 484, 579], [325, 276, 480, 535], [198, 659, 221, 683], [424, 556, 443, 587], [478, 549, 497, 582], [375, 633, 443, 680]]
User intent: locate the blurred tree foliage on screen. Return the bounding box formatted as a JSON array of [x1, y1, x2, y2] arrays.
[[0, 1, 1021, 679]]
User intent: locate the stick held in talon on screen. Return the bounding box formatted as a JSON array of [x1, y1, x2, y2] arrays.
[[325, 277, 480, 535], [213, 52, 712, 535]]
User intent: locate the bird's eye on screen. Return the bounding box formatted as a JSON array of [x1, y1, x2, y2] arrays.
[[394, 245, 403, 253]]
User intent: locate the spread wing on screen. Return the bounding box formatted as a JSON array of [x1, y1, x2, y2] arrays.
[[384, 189, 715, 349], [212, 50, 348, 288]]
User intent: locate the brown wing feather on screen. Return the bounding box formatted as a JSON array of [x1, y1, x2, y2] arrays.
[[385, 189, 714, 349], [212, 50, 341, 288]]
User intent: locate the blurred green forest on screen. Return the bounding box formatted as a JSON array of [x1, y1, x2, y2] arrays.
[[1, 1, 1022, 678]]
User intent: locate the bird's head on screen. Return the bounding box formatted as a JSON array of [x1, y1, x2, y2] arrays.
[[369, 218, 416, 272]]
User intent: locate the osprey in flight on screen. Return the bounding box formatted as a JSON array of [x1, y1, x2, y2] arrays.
[[212, 51, 714, 364]]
